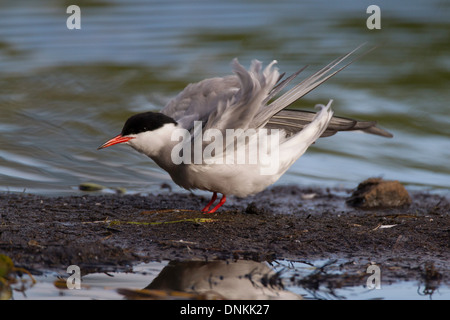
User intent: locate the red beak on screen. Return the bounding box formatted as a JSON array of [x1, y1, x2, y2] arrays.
[[97, 134, 134, 150]]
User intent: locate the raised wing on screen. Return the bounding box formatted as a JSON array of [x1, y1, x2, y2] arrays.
[[160, 75, 240, 131], [161, 44, 392, 138], [251, 44, 372, 129]]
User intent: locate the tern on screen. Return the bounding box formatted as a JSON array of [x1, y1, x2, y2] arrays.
[[98, 46, 392, 213]]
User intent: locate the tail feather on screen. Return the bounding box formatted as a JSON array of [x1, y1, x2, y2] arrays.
[[265, 109, 393, 138]]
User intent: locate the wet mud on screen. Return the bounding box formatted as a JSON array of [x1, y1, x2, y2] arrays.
[[0, 182, 449, 292]]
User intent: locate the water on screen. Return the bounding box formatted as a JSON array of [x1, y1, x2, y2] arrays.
[[0, 1, 449, 195], [8, 260, 450, 300], [1, 0, 449, 301]]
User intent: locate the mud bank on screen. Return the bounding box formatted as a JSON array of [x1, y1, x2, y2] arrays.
[[0, 184, 449, 287]]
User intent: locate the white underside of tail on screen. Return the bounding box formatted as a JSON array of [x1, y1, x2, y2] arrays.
[[277, 99, 334, 173]]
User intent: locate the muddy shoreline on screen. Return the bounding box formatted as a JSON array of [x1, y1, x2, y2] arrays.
[[1, 184, 449, 288]]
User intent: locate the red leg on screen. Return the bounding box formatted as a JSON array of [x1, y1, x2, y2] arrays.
[[206, 194, 226, 214], [201, 192, 217, 212]]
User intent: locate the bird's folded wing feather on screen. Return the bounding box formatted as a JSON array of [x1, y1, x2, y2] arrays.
[[265, 109, 393, 138]]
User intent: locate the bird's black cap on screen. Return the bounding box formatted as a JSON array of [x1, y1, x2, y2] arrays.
[[121, 112, 177, 136]]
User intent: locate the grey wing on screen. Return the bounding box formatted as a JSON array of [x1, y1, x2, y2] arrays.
[[161, 58, 281, 133], [251, 44, 374, 129], [202, 59, 280, 132], [266, 109, 393, 138], [160, 75, 240, 131], [161, 44, 392, 139]]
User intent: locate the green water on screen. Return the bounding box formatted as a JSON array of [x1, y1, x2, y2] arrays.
[[1, 1, 449, 194]]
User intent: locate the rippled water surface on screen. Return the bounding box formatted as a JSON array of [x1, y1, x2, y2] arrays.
[[1, 1, 449, 194], [9, 260, 450, 300]]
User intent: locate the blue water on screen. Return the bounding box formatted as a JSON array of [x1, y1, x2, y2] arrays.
[[9, 260, 450, 300], [1, 1, 449, 195], [1, 2, 448, 301]]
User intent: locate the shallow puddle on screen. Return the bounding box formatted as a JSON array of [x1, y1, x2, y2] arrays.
[[7, 259, 449, 300]]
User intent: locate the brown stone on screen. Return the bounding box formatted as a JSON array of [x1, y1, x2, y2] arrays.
[[346, 178, 412, 208]]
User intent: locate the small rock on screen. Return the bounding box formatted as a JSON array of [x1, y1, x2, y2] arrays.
[[346, 178, 411, 208], [160, 183, 172, 191], [245, 202, 267, 215], [301, 193, 316, 200], [114, 187, 127, 195], [79, 182, 105, 192]]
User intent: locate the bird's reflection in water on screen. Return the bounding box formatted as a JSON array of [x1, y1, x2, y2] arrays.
[[119, 260, 302, 300]]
